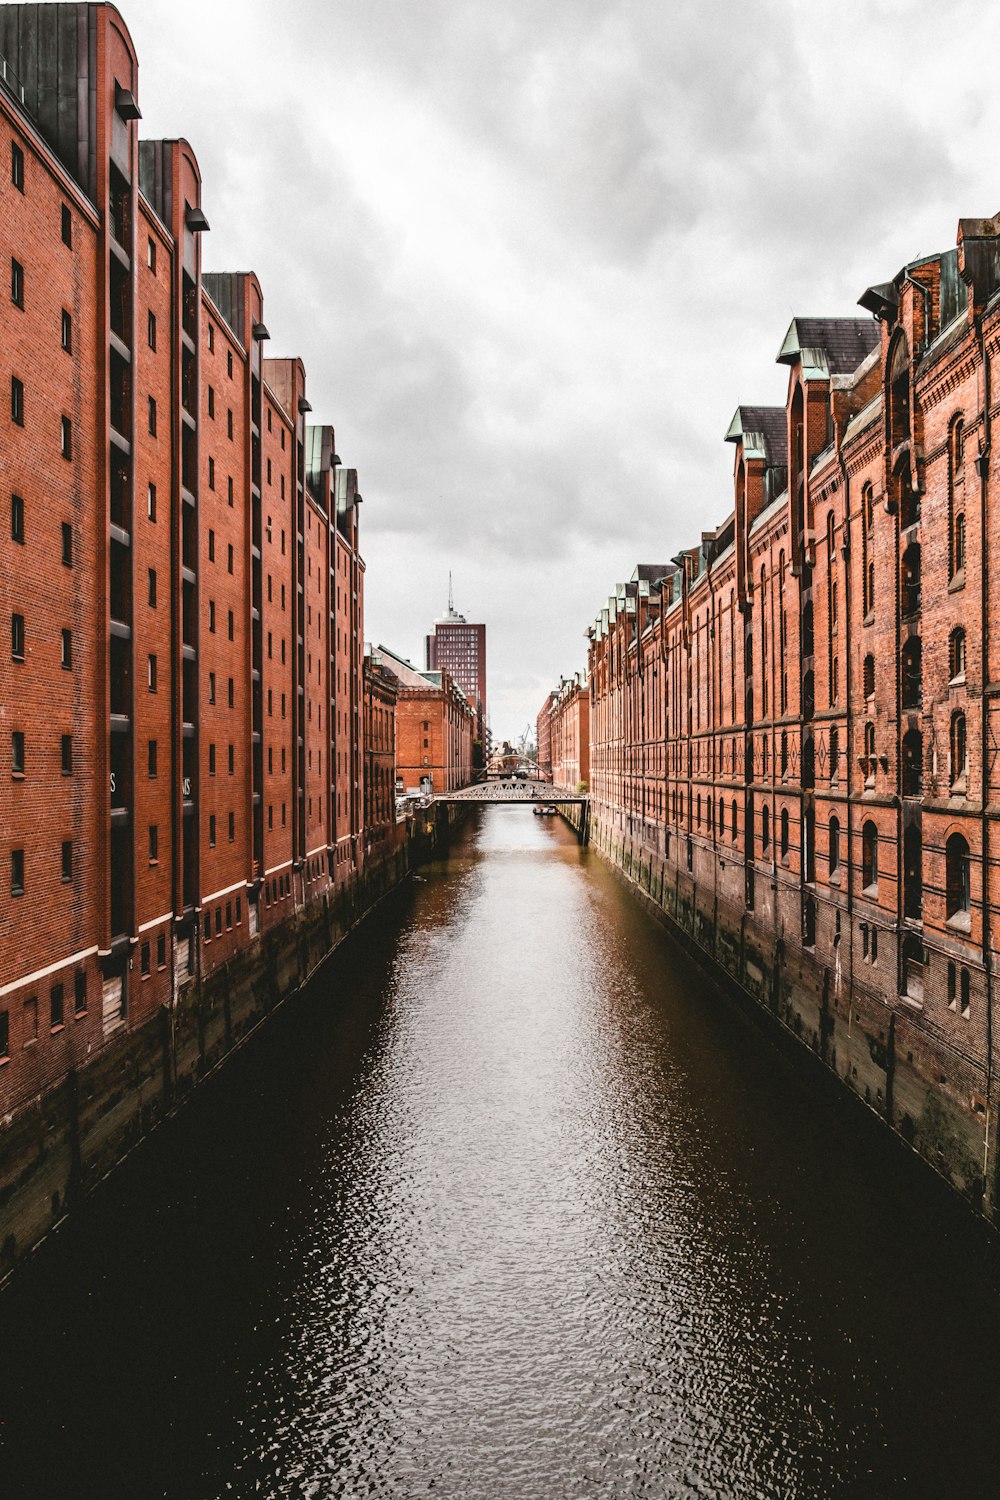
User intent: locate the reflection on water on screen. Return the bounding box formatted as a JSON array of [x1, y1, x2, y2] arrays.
[[3, 808, 1000, 1498]]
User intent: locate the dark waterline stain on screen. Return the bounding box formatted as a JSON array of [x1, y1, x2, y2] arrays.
[[2, 808, 1000, 1499]]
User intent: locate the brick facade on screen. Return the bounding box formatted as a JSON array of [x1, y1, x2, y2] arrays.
[[0, 5, 367, 1123], [571, 216, 1000, 1216]]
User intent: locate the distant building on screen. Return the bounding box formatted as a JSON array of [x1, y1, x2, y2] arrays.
[[537, 677, 590, 791], [424, 575, 487, 755], [363, 646, 398, 856], [379, 646, 475, 794]]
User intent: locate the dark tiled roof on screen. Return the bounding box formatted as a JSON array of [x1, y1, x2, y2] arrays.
[[778, 317, 880, 374], [727, 405, 788, 466]]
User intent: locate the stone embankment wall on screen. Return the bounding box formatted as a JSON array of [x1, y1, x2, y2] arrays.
[[0, 806, 462, 1283], [569, 802, 992, 1225]]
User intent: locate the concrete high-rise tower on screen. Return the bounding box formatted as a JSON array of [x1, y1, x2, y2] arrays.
[[424, 577, 487, 755]]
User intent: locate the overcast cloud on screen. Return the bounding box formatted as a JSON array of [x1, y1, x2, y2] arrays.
[[131, 0, 995, 741]]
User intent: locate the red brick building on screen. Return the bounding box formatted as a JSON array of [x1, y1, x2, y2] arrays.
[[0, 4, 368, 1122], [537, 677, 590, 790], [363, 645, 398, 856], [380, 646, 475, 794], [575, 219, 1000, 1215]]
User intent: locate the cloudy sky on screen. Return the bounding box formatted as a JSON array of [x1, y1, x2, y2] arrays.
[[132, 0, 997, 742]]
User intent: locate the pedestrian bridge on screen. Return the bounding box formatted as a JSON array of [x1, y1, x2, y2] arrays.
[[434, 778, 587, 806]]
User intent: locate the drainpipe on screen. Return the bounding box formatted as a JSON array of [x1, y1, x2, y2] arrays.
[[836, 435, 855, 1035], [975, 312, 994, 1199]]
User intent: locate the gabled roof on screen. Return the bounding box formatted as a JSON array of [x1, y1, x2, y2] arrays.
[[725, 405, 788, 465], [776, 317, 880, 379]]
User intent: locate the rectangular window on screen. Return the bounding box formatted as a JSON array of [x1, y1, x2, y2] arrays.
[[62, 205, 73, 247], [11, 257, 23, 308], [227, 609, 234, 641], [11, 493, 24, 543], [61, 628, 72, 669], [11, 376, 24, 425], [227, 476, 233, 506], [228, 677, 234, 708], [208, 386, 215, 418], [12, 613, 24, 660], [62, 521, 73, 566], [209, 814, 216, 847], [140, 941, 150, 977], [209, 599, 216, 633], [215, 906, 222, 936], [61, 308, 72, 351], [236, 897, 242, 925], [208, 529, 215, 562], [61, 415, 72, 458], [61, 839, 72, 881], [208, 671, 216, 704], [11, 730, 24, 775], [225, 901, 232, 929], [23, 995, 38, 1044], [268, 804, 273, 830], [147, 236, 156, 272], [209, 742, 216, 775], [50, 984, 64, 1029], [0, 1009, 8, 1060], [148, 654, 157, 692], [61, 735, 72, 775], [228, 743, 234, 775], [227, 543, 233, 574], [74, 971, 87, 1014], [148, 825, 158, 863], [267, 458, 272, 485], [204, 912, 211, 942], [148, 397, 156, 436], [208, 455, 215, 490], [148, 482, 157, 521], [147, 310, 156, 349], [12, 848, 25, 895], [228, 811, 235, 842], [156, 934, 166, 969], [148, 738, 157, 777], [11, 140, 24, 191], [227, 350, 233, 378], [148, 567, 156, 607], [227, 409, 233, 439]]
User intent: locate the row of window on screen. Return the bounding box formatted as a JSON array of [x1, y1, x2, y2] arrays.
[[10, 614, 73, 667], [9, 142, 76, 253], [9, 380, 73, 455], [0, 970, 89, 1061], [7, 842, 75, 894], [202, 897, 242, 941], [10, 733, 74, 776]]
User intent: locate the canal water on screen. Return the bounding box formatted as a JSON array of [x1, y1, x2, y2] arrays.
[[3, 808, 1000, 1499]]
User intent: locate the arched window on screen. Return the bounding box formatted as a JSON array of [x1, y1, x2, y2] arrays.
[[781, 731, 788, 776], [864, 721, 877, 786], [961, 968, 971, 1018], [802, 668, 814, 722], [862, 820, 878, 891], [829, 726, 840, 783], [903, 824, 922, 919], [801, 600, 814, 658], [867, 560, 875, 616], [762, 803, 770, 852], [946, 833, 971, 920], [954, 511, 966, 576], [951, 711, 968, 789], [950, 627, 966, 682], [863, 653, 875, 699], [731, 799, 737, 842], [950, 416, 965, 579], [862, 483, 875, 616], [804, 804, 815, 882], [902, 728, 922, 797], [829, 815, 841, 878], [718, 798, 725, 838], [780, 806, 789, 859], [901, 636, 921, 709], [827, 510, 836, 564], [831, 655, 839, 706], [697, 793, 702, 827], [802, 735, 815, 789]]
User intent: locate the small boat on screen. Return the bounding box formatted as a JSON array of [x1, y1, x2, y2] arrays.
[[533, 805, 558, 817]]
